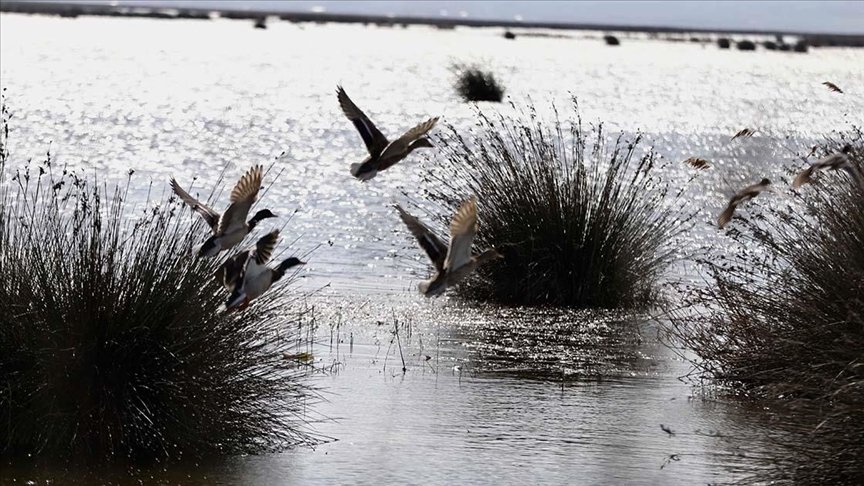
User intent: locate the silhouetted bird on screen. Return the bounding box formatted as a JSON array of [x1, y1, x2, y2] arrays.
[[337, 85, 438, 181], [171, 165, 276, 257], [395, 196, 502, 296], [717, 178, 772, 229]]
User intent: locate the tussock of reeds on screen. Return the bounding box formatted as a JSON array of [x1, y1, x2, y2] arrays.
[[0, 101, 317, 463], [666, 132, 864, 484], [422, 99, 691, 308], [452, 63, 505, 103]]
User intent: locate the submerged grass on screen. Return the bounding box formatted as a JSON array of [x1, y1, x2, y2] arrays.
[[666, 131, 864, 484], [422, 98, 692, 308], [452, 63, 505, 102], [0, 101, 318, 463]]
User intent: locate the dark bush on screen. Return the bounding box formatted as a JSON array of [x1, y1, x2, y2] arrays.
[[666, 131, 864, 483], [0, 100, 317, 464], [452, 64, 505, 103], [736, 40, 757, 51], [422, 99, 691, 308], [603, 35, 620, 46], [717, 38, 731, 49]]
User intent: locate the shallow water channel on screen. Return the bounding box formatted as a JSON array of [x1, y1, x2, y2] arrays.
[[2, 12, 863, 485]]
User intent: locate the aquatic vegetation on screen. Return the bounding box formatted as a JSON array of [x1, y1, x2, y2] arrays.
[[0, 101, 317, 463], [422, 99, 691, 308], [452, 64, 505, 103], [666, 132, 864, 484]]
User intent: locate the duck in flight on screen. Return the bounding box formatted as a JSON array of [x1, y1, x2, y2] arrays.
[[337, 85, 439, 181], [171, 165, 277, 257], [217, 230, 305, 311], [792, 145, 859, 188], [717, 178, 772, 229], [395, 196, 503, 296]]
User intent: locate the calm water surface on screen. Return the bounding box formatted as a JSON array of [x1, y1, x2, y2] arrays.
[[2, 13, 863, 485]]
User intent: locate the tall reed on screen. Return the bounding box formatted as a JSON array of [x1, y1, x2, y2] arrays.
[[422, 99, 691, 308], [0, 100, 317, 463]]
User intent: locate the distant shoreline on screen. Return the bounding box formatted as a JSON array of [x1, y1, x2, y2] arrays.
[[2, 0, 864, 47]]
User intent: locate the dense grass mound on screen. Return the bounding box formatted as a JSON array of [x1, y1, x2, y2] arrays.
[[666, 134, 864, 484], [423, 99, 690, 308], [453, 64, 505, 102], [0, 102, 316, 463]]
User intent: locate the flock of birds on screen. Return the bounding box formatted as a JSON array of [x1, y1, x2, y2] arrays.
[[168, 81, 856, 310], [170, 86, 500, 311], [684, 81, 858, 230]]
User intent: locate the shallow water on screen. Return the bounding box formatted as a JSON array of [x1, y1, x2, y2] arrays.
[[2, 13, 863, 485]]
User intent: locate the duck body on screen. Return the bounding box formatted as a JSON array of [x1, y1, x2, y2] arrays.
[[219, 230, 305, 311]]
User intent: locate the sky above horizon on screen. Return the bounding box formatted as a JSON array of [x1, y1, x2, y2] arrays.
[[13, 1, 864, 35]]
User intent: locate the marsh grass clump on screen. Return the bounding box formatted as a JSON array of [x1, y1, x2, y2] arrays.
[[452, 63, 505, 102], [0, 102, 317, 463], [666, 133, 864, 483], [422, 99, 691, 308]]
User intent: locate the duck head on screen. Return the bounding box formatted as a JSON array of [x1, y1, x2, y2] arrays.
[[248, 209, 277, 229]]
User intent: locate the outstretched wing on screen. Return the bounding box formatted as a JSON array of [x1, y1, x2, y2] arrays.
[[395, 205, 448, 271], [337, 86, 389, 157], [822, 81, 843, 94], [170, 178, 220, 231], [215, 250, 250, 290], [377, 117, 439, 171], [218, 165, 263, 234], [444, 196, 478, 271], [792, 166, 816, 189], [253, 230, 280, 265]]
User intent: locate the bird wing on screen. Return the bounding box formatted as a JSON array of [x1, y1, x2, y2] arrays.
[[683, 157, 710, 170], [822, 81, 843, 93], [377, 117, 439, 170], [814, 153, 849, 170], [395, 205, 448, 271], [215, 250, 250, 290], [253, 230, 280, 265], [792, 166, 816, 188], [717, 201, 738, 229], [731, 128, 755, 141], [444, 196, 478, 271], [170, 178, 220, 231], [337, 86, 389, 157], [218, 166, 262, 234]]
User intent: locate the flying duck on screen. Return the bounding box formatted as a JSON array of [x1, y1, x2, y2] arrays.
[[717, 178, 772, 229], [221, 230, 305, 311], [395, 196, 503, 296], [792, 145, 858, 188], [171, 165, 276, 257], [337, 85, 439, 181]]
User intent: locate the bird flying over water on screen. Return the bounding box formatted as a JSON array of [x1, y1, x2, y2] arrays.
[[792, 145, 860, 188], [822, 81, 843, 94], [220, 230, 305, 311], [730, 128, 756, 141], [395, 196, 503, 297], [717, 178, 773, 229], [337, 85, 439, 181], [171, 165, 277, 257], [683, 157, 711, 170]]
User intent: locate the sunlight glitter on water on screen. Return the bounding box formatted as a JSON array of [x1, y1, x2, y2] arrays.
[[1, 12, 861, 484]]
